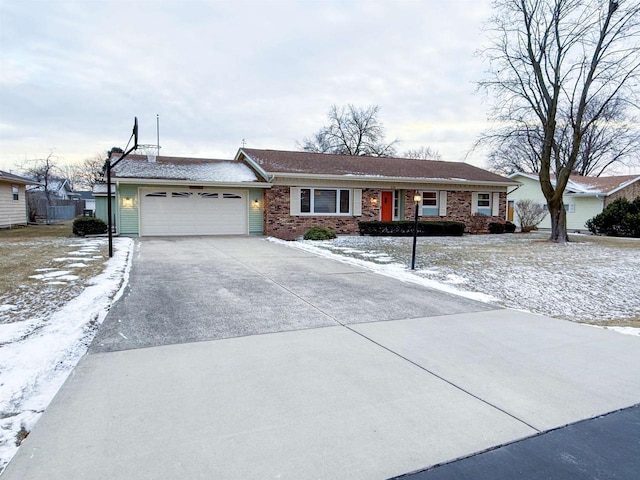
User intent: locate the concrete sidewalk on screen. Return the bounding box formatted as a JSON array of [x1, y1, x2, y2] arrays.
[[4, 237, 640, 479]]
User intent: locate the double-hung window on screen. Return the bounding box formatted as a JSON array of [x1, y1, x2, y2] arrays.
[[476, 193, 491, 216], [300, 188, 350, 214], [12, 185, 19, 201], [422, 191, 438, 216]]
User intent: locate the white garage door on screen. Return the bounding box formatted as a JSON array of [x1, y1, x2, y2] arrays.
[[139, 188, 247, 236]]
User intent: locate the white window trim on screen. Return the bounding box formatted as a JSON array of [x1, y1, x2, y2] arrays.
[[472, 192, 493, 216], [12, 185, 19, 201], [421, 191, 439, 216], [298, 187, 353, 216]]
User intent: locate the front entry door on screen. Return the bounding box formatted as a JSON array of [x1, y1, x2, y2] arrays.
[[381, 191, 393, 221]]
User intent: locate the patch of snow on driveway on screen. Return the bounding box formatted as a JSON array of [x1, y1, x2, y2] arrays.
[[0, 238, 134, 473]]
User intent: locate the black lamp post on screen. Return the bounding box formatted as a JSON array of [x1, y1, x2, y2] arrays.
[[106, 117, 138, 258], [411, 193, 422, 270]]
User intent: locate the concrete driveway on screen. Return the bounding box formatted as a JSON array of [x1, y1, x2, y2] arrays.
[[4, 237, 640, 479]]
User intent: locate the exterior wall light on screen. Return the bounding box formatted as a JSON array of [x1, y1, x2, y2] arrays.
[[252, 198, 260, 208], [370, 197, 378, 206], [122, 197, 134, 208]]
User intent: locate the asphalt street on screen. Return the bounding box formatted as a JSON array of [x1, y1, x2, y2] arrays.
[[4, 237, 640, 480]]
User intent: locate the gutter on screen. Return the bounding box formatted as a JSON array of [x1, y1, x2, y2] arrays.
[[114, 177, 272, 188], [267, 172, 520, 187]]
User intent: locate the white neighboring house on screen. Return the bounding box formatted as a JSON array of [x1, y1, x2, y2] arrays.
[[507, 172, 640, 232], [0, 170, 40, 228], [26, 178, 76, 200]]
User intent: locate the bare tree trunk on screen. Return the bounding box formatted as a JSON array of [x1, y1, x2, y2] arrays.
[[548, 200, 569, 243]]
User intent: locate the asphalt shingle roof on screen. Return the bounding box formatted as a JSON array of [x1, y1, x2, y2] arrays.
[[242, 149, 515, 184]]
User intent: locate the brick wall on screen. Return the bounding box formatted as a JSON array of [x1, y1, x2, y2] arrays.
[[264, 186, 381, 240], [403, 190, 506, 232], [265, 186, 507, 239], [604, 181, 640, 207]]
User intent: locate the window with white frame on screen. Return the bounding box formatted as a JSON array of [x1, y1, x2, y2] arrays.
[[476, 193, 491, 216], [12, 185, 19, 201], [564, 203, 575, 213], [422, 191, 438, 216], [300, 188, 351, 215]]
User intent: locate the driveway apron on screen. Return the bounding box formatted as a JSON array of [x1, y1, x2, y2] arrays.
[[4, 237, 640, 480]]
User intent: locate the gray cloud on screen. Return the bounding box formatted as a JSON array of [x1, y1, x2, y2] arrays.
[[0, 0, 495, 170]]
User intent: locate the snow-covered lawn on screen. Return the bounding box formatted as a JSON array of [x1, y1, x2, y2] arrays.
[[273, 232, 640, 330], [0, 235, 133, 473]]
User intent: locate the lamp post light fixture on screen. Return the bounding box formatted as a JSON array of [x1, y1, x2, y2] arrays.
[[411, 193, 422, 270]]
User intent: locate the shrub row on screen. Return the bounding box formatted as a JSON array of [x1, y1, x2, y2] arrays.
[[358, 220, 465, 237], [586, 197, 640, 238], [73, 217, 107, 236], [489, 221, 516, 234]]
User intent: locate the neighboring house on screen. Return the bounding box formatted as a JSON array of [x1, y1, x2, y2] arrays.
[[27, 177, 76, 200], [26, 177, 83, 223], [507, 172, 640, 231], [0, 170, 39, 228], [97, 149, 518, 239], [74, 191, 96, 213]]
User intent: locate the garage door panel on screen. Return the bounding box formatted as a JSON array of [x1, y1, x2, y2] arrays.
[[140, 189, 247, 236]]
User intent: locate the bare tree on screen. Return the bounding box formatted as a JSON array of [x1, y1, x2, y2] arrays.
[[19, 150, 59, 206], [299, 104, 398, 157], [515, 199, 549, 232], [72, 154, 106, 189], [483, 100, 640, 176], [478, 0, 640, 242], [403, 146, 443, 160]]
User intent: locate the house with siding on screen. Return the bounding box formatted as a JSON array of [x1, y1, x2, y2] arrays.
[[96, 149, 518, 239], [0, 170, 39, 228], [507, 172, 640, 231]]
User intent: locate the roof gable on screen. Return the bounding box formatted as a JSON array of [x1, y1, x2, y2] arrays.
[[0, 170, 40, 185], [509, 172, 640, 195], [239, 149, 515, 185]]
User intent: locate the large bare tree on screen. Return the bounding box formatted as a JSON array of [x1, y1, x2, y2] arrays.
[[479, 0, 640, 242], [19, 150, 59, 206], [403, 146, 443, 161], [299, 104, 398, 157], [72, 154, 107, 190], [484, 100, 640, 176]]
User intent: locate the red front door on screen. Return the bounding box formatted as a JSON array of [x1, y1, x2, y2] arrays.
[[381, 191, 393, 221]]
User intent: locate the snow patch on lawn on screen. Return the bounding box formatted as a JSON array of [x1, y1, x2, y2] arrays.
[[0, 238, 134, 473], [268, 238, 497, 303], [269, 235, 640, 337]]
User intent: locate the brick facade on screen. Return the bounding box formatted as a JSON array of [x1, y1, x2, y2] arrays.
[[404, 190, 507, 232], [264, 186, 381, 240], [604, 180, 640, 207], [265, 186, 508, 240]]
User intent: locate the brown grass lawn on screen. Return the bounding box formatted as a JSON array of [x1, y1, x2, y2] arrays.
[[0, 222, 109, 324]]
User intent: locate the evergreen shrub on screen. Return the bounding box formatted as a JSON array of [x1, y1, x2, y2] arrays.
[[303, 226, 337, 240], [585, 197, 640, 238], [488, 222, 506, 234], [73, 217, 107, 236], [358, 221, 465, 236]]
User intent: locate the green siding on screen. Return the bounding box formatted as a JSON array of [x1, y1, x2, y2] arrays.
[[117, 184, 139, 236], [248, 188, 264, 235], [508, 175, 604, 230], [94, 196, 115, 224]]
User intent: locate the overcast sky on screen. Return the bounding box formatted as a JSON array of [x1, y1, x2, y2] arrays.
[[1, 0, 502, 172]]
